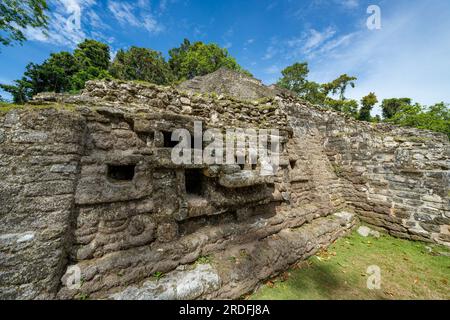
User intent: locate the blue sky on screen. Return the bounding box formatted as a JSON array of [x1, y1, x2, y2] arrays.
[[1, 0, 450, 114]]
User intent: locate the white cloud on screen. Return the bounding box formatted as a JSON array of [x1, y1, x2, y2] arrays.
[[159, 0, 168, 12], [23, 0, 95, 47], [257, 1, 450, 112], [108, 2, 140, 26], [263, 44, 281, 60], [87, 9, 108, 29], [108, 0, 163, 34], [263, 65, 282, 75], [317, 32, 357, 55], [283, 27, 344, 59], [223, 42, 233, 49], [308, 1, 450, 110], [137, 0, 150, 8], [302, 27, 336, 53], [339, 0, 359, 9], [22, 0, 165, 47]]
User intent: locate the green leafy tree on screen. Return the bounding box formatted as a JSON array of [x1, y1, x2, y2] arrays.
[[302, 81, 327, 105], [39, 52, 80, 92], [373, 115, 382, 123], [2, 52, 79, 102], [109, 47, 173, 85], [276, 63, 359, 118], [325, 98, 359, 118], [170, 40, 250, 81], [277, 62, 309, 95], [0, 78, 31, 104], [71, 39, 111, 90], [168, 38, 192, 80], [276, 62, 327, 105], [0, 0, 48, 47], [323, 74, 357, 100], [71, 66, 111, 91], [319, 74, 358, 117], [74, 39, 110, 70], [388, 102, 450, 137], [359, 92, 378, 122], [1, 39, 111, 102], [381, 98, 412, 120]]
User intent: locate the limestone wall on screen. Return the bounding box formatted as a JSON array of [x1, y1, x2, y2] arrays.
[[0, 108, 86, 299], [0, 79, 448, 300], [283, 98, 450, 245]]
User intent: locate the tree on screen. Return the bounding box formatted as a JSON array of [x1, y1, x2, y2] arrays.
[[277, 63, 309, 95], [169, 40, 250, 81], [381, 98, 412, 120], [359, 92, 378, 122], [109, 47, 173, 85], [1, 39, 111, 103], [325, 98, 359, 118], [373, 115, 382, 123], [74, 39, 110, 70], [0, 0, 48, 47], [71, 66, 111, 91], [302, 81, 327, 105], [323, 74, 357, 100], [168, 38, 191, 80], [276, 63, 360, 118], [71, 39, 111, 90], [1, 52, 79, 103], [276, 62, 328, 105], [0, 79, 31, 104], [29, 52, 80, 93], [388, 102, 450, 138]]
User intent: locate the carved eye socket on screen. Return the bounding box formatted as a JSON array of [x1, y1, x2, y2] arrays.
[[290, 160, 296, 169], [107, 164, 136, 181], [162, 131, 178, 148], [129, 217, 145, 236], [185, 169, 203, 195]]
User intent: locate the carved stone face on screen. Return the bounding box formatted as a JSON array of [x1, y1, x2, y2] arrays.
[[128, 215, 146, 236]]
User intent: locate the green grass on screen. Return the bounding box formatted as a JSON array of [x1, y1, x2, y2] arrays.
[[0, 102, 22, 113], [196, 255, 213, 265], [0, 102, 78, 114], [250, 229, 450, 300], [152, 271, 165, 280]]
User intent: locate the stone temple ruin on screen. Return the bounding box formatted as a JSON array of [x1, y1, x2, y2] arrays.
[[0, 68, 449, 299]]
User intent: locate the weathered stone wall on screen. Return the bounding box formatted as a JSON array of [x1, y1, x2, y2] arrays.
[[282, 98, 450, 245], [0, 108, 86, 299], [0, 79, 448, 300]]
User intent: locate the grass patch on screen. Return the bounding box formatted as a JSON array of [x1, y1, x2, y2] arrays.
[[152, 271, 165, 281], [196, 255, 213, 265], [76, 293, 89, 300], [0, 102, 23, 114], [0, 102, 78, 114], [250, 229, 450, 300], [332, 164, 343, 176]]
